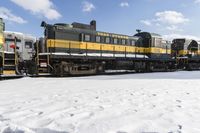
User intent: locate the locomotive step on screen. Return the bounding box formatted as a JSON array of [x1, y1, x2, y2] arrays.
[[4, 53, 15, 58], [3, 65, 16, 70]]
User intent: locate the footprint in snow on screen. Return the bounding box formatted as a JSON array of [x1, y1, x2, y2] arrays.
[[70, 113, 74, 117], [0, 115, 10, 122], [176, 100, 182, 103], [178, 124, 182, 130], [74, 100, 78, 103], [38, 112, 43, 115], [98, 106, 104, 111], [117, 131, 127, 133], [152, 105, 156, 108], [152, 94, 157, 96]]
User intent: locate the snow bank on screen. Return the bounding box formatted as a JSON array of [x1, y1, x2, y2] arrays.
[[0, 71, 200, 133]]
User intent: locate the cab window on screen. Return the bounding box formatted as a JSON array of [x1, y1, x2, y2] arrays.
[[25, 41, 33, 49], [96, 36, 101, 43], [131, 40, 135, 46], [84, 34, 91, 42], [114, 38, 118, 44], [122, 39, 126, 45], [105, 37, 110, 43]]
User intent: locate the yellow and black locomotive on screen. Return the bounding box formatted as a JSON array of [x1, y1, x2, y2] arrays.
[[36, 20, 174, 76]]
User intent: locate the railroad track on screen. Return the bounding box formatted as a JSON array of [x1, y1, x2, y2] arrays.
[[0, 75, 24, 81], [0, 69, 180, 80]]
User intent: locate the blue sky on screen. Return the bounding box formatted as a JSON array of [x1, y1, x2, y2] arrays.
[[0, 0, 200, 40]]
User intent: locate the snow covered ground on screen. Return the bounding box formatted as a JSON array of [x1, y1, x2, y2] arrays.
[[1, 71, 200, 133]]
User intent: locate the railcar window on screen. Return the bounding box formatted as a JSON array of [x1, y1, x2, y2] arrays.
[[152, 38, 155, 47], [80, 33, 84, 41], [114, 38, 118, 44], [122, 39, 126, 45], [131, 40, 135, 46], [105, 37, 110, 43], [5, 38, 21, 42], [155, 38, 162, 48], [96, 36, 101, 43], [84, 34, 91, 42], [127, 40, 130, 45], [0, 25, 3, 32], [25, 41, 33, 49]]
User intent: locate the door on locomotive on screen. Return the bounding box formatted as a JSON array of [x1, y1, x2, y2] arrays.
[[4, 31, 36, 74]]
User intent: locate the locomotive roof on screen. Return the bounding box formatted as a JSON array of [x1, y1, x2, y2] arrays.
[[150, 33, 162, 38], [135, 32, 162, 39], [173, 38, 199, 47], [4, 31, 36, 41], [50, 23, 139, 40]]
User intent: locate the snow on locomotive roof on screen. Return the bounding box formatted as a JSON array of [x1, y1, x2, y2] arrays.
[[4, 31, 36, 41], [136, 32, 162, 38], [150, 33, 162, 37]]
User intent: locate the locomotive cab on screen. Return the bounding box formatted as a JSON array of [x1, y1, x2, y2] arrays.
[[134, 32, 171, 59]]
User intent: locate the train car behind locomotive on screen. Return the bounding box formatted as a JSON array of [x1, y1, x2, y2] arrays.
[[172, 38, 200, 70], [4, 31, 37, 74], [0, 18, 17, 77]]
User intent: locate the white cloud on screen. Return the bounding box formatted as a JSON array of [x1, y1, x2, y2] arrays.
[[194, 0, 200, 4], [166, 25, 183, 32], [140, 11, 189, 32], [0, 7, 27, 24], [140, 20, 152, 26], [82, 1, 95, 12], [155, 23, 161, 26], [163, 34, 200, 41], [155, 11, 189, 25], [120, 2, 129, 7], [10, 0, 61, 20]]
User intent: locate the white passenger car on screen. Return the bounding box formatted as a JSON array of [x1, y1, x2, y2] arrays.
[[4, 31, 36, 61]]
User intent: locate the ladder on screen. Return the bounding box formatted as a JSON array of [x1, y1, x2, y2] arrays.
[[2, 51, 16, 75]]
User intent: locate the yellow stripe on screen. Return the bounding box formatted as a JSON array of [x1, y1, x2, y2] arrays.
[[178, 50, 200, 56], [3, 70, 16, 75], [47, 39, 171, 54], [179, 50, 188, 55], [0, 35, 4, 44]]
